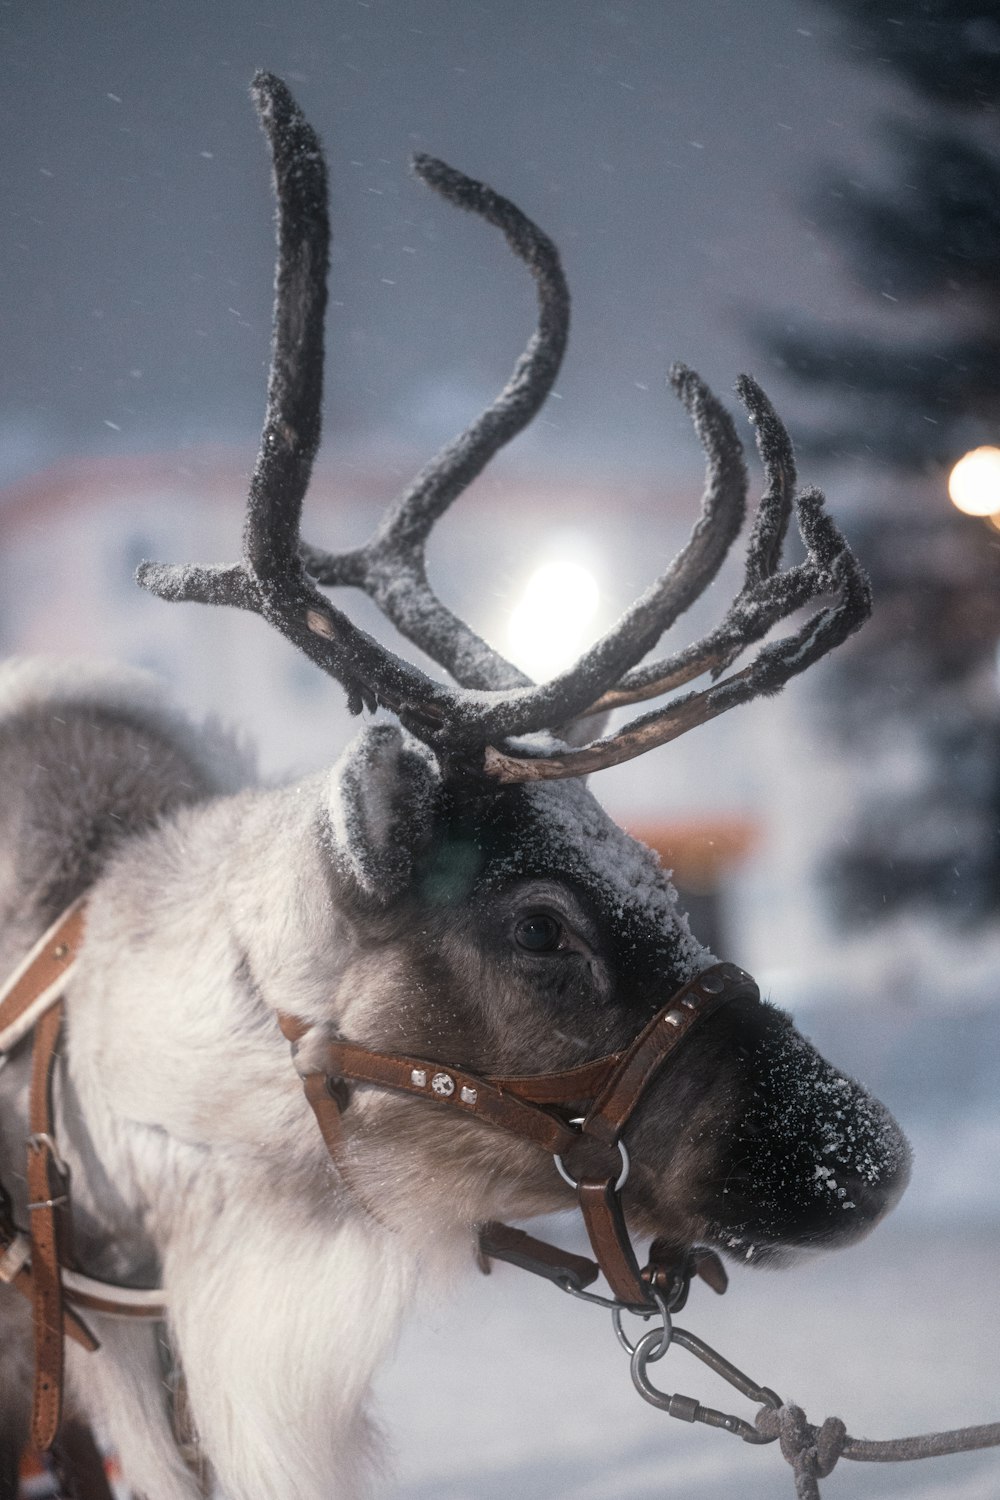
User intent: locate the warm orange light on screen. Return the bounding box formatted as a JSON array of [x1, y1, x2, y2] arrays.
[[948, 446, 1000, 517]]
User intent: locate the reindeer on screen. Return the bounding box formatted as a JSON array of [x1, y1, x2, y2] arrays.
[[0, 74, 909, 1500]]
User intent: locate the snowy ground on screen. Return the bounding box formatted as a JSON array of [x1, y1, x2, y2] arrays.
[[378, 1219, 1000, 1499]]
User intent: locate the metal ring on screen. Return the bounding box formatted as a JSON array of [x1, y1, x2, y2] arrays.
[[613, 1293, 672, 1361], [554, 1119, 630, 1193]]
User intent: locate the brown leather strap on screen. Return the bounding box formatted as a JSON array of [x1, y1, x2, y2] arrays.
[[477, 1220, 600, 1292], [27, 1001, 69, 1451], [286, 964, 756, 1156], [576, 1175, 648, 1304], [572, 964, 756, 1305], [276, 1013, 351, 1171], [296, 1039, 579, 1156], [584, 963, 758, 1145], [0, 900, 86, 1054], [488, 1051, 625, 1104], [300, 1072, 348, 1162]]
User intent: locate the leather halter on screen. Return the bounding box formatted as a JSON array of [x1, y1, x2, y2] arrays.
[[277, 960, 759, 1308]]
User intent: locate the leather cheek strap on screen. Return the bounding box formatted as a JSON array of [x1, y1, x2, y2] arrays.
[[584, 964, 759, 1146], [278, 1020, 580, 1159], [573, 964, 758, 1304]]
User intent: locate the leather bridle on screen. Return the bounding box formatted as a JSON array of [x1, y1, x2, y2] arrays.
[[0, 899, 758, 1454], [277, 958, 759, 1309]]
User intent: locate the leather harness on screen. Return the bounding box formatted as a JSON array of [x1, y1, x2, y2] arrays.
[[0, 899, 757, 1454]]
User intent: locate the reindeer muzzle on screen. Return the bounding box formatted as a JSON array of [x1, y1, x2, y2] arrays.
[[279, 960, 758, 1308]]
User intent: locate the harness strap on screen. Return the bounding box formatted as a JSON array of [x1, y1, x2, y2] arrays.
[[0, 898, 87, 1054], [572, 964, 756, 1303], [0, 901, 169, 1456], [583, 968, 753, 1144], [285, 1032, 581, 1156], [0, 902, 91, 1452], [27, 1001, 70, 1450]]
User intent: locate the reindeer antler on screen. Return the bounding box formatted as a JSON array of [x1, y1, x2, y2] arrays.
[[139, 74, 870, 780]]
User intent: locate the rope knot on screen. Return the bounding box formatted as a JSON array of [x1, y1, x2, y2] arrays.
[[756, 1403, 848, 1498]]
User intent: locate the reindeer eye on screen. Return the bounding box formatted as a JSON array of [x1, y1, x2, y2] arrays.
[[514, 914, 562, 953]]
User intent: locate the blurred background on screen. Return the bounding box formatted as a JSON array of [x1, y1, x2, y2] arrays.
[[3, 1, 1000, 1496]]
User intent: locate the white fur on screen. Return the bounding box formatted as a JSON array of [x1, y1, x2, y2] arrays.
[[0, 660, 525, 1498]]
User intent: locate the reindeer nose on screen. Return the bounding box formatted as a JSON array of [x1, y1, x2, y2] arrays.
[[810, 1152, 908, 1225]]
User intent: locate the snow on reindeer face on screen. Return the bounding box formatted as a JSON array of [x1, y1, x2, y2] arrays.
[[326, 730, 910, 1263]]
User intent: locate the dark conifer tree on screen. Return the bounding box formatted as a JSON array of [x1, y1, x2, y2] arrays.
[[768, 4, 1000, 930], [763, 1, 1000, 468]]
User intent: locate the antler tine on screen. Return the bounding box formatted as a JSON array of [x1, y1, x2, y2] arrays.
[[585, 373, 802, 712], [384, 154, 571, 553], [242, 71, 328, 584], [139, 72, 328, 610], [399, 362, 751, 742], [484, 458, 872, 783], [300, 155, 572, 692], [738, 373, 796, 585], [138, 74, 461, 722]]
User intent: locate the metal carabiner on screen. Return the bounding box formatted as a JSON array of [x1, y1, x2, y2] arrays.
[[630, 1324, 782, 1444]]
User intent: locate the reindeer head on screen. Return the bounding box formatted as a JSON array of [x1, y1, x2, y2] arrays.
[[139, 75, 909, 1277]]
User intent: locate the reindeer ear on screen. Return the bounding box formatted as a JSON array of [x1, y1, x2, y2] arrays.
[[325, 725, 439, 900]]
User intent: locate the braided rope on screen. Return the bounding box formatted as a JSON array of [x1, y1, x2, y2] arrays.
[[755, 1403, 1000, 1498]]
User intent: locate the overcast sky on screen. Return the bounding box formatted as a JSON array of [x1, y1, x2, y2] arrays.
[[0, 0, 916, 491]]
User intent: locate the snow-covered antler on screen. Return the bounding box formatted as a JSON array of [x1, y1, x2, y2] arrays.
[[138, 72, 870, 779]]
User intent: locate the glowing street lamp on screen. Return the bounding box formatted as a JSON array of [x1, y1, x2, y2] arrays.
[[506, 560, 600, 682], [948, 446, 1000, 518]]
